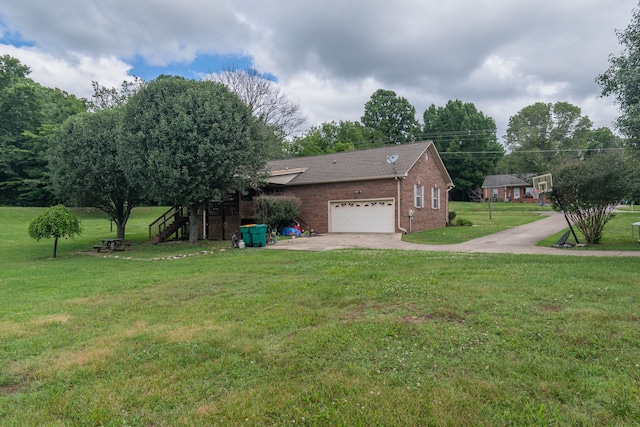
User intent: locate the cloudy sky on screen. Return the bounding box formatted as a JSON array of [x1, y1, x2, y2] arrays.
[[1, 1, 637, 141]]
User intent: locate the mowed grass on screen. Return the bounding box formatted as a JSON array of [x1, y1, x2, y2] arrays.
[[538, 209, 640, 251], [1, 207, 640, 425], [403, 201, 553, 244]]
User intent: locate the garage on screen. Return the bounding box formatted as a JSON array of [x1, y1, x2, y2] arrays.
[[329, 199, 395, 233]]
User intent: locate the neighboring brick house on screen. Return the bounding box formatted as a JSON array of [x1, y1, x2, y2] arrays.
[[262, 141, 454, 234], [481, 174, 539, 203]]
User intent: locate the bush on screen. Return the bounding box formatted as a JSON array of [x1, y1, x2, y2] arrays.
[[448, 211, 457, 224], [253, 195, 301, 230], [455, 218, 473, 227]]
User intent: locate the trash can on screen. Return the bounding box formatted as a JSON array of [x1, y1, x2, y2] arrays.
[[250, 224, 267, 247], [239, 224, 255, 247]]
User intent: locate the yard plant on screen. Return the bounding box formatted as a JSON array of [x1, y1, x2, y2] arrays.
[[2, 206, 639, 425]]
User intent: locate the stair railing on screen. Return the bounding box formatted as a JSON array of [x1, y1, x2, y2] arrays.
[[149, 205, 188, 241]]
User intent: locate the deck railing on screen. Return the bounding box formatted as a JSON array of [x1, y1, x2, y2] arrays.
[[148, 205, 188, 241]]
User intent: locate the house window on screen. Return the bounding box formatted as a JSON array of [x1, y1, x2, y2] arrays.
[[514, 188, 520, 199], [431, 187, 440, 209], [414, 184, 424, 208]]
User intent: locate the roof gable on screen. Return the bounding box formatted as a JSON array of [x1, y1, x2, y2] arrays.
[[267, 141, 453, 186]]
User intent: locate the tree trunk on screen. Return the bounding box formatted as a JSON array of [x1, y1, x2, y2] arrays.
[[116, 222, 126, 240], [188, 205, 200, 244], [53, 237, 58, 258]]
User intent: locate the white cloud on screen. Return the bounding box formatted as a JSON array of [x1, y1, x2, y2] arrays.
[[0, 44, 132, 99], [0, 0, 634, 138]]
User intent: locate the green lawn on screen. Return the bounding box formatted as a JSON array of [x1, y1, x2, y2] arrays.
[[403, 201, 553, 244], [537, 209, 640, 251], [1, 206, 640, 425]]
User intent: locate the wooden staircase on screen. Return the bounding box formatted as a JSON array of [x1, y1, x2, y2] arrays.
[[149, 205, 189, 243]]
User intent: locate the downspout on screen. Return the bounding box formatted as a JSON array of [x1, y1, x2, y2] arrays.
[[397, 177, 408, 234], [202, 208, 207, 239]]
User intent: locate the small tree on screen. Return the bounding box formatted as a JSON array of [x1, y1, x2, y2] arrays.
[[253, 195, 301, 231], [28, 205, 82, 257], [550, 152, 637, 244]]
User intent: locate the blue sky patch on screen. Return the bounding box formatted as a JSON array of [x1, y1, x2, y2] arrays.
[[0, 24, 35, 48], [127, 52, 276, 82]]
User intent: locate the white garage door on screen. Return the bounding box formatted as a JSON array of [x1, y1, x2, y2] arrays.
[[329, 199, 395, 233]]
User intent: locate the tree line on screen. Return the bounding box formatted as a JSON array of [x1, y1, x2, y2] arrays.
[[4, 0, 640, 245], [1, 54, 632, 211]]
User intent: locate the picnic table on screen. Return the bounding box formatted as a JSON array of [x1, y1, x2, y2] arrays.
[[93, 238, 125, 252]]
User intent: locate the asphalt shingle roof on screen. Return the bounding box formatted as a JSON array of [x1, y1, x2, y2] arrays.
[[482, 174, 532, 188], [267, 141, 450, 186]]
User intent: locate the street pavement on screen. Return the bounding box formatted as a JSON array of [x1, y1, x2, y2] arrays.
[[267, 213, 640, 257]]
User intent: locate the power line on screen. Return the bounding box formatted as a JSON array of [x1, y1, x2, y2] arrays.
[[438, 147, 624, 155]]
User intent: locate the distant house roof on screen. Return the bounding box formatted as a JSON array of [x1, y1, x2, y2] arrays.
[[482, 174, 532, 188], [267, 141, 453, 187]]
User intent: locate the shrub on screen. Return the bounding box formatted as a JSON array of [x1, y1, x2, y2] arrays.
[[455, 218, 473, 226], [254, 195, 301, 230], [448, 211, 457, 224]]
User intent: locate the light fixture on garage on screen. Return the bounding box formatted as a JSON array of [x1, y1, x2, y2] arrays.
[[386, 154, 399, 174]]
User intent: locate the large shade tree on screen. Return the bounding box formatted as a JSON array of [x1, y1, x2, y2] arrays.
[[290, 120, 385, 157], [48, 108, 141, 239], [423, 100, 503, 200], [362, 89, 420, 143], [597, 4, 640, 150], [0, 55, 86, 206], [500, 102, 592, 174], [122, 75, 269, 243]]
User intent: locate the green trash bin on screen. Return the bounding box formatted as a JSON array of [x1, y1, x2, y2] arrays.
[[239, 225, 255, 247], [250, 224, 267, 247]]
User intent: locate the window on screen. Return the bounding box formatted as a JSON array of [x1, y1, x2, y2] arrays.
[[514, 188, 520, 199], [431, 187, 440, 209], [414, 184, 424, 208]]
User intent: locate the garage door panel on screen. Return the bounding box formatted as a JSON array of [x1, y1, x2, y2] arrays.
[[329, 199, 395, 233]]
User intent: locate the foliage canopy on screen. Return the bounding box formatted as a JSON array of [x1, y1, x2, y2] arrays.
[[598, 5, 640, 150], [501, 102, 593, 174], [28, 204, 82, 257], [362, 89, 420, 143], [253, 195, 302, 231], [423, 100, 503, 200], [550, 152, 637, 244], [0, 55, 86, 206], [48, 108, 142, 239], [122, 75, 269, 243]]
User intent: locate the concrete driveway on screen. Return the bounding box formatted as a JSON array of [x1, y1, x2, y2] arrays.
[[267, 213, 640, 257]]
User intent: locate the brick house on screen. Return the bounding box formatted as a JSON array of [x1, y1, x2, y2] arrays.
[[150, 141, 453, 242], [262, 141, 454, 234], [481, 174, 539, 203]]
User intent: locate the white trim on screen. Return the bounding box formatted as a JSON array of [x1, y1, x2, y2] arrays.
[[431, 187, 440, 210], [414, 184, 424, 208]]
